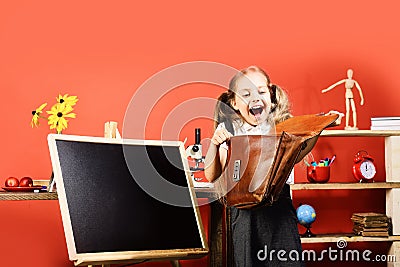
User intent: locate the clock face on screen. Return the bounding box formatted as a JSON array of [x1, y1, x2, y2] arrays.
[[360, 160, 376, 179]]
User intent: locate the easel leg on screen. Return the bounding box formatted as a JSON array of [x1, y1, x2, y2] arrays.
[[170, 260, 181, 267]]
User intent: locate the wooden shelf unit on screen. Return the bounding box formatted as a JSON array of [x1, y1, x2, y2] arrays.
[[304, 130, 400, 266]]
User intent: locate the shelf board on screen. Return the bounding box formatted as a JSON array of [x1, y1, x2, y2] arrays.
[[290, 182, 400, 190], [0, 192, 58, 201], [0, 190, 217, 201], [3, 183, 395, 200], [321, 129, 400, 137], [301, 234, 400, 243]]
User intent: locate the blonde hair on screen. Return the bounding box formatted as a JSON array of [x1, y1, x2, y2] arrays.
[[214, 66, 291, 131]]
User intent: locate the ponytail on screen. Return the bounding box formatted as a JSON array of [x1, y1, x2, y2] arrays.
[[269, 83, 291, 124], [269, 84, 277, 112], [213, 91, 238, 134]]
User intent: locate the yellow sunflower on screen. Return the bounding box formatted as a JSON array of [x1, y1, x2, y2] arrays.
[[57, 94, 78, 107], [31, 103, 48, 128], [47, 103, 76, 133]]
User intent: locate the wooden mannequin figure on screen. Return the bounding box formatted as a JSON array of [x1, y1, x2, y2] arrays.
[[322, 69, 364, 130]]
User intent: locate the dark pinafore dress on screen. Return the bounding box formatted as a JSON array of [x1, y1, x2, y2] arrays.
[[229, 184, 304, 266]]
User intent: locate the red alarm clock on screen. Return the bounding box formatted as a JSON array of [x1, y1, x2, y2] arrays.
[[352, 150, 376, 183]]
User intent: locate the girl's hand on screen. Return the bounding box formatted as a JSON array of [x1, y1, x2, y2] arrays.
[[326, 110, 344, 126], [211, 128, 233, 146]]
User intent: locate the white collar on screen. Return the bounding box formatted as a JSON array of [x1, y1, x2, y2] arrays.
[[233, 119, 272, 135]]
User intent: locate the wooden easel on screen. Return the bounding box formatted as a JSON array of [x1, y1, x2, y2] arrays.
[[86, 122, 182, 267], [104, 121, 121, 139]]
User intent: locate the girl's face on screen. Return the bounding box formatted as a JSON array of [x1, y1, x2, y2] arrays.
[[231, 71, 272, 126]]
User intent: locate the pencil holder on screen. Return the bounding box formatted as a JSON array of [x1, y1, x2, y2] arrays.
[[307, 166, 330, 183]]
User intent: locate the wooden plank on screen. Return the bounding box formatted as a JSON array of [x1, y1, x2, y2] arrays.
[[0, 192, 58, 200], [0, 186, 218, 199], [300, 234, 400, 244], [386, 136, 400, 182], [74, 250, 207, 266], [387, 189, 400, 235], [290, 182, 400, 190], [388, 241, 400, 267]]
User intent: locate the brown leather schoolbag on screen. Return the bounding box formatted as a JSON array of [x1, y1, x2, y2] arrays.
[[216, 113, 339, 209]]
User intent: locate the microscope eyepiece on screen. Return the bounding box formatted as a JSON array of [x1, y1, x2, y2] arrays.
[[195, 128, 201, 144]]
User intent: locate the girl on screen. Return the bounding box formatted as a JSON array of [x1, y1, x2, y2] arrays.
[[204, 66, 303, 266]]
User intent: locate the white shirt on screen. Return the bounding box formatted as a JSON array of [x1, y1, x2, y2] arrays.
[[216, 120, 294, 184]]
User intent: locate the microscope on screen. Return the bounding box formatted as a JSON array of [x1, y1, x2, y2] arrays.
[[186, 128, 204, 172], [186, 128, 210, 185], [186, 128, 214, 188]]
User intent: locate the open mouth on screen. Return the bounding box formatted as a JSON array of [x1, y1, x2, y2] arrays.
[[249, 105, 264, 118]]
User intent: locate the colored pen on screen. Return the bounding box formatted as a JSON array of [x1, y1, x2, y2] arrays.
[[303, 159, 310, 166], [328, 155, 336, 166]]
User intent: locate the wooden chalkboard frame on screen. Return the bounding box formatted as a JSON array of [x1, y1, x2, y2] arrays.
[[47, 134, 208, 266]]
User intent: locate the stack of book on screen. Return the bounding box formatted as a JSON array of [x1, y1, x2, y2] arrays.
[[370, 116, 400, 130], [351, 212, 390, 237]]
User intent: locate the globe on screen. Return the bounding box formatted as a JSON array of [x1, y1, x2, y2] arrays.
[[296, 204, 316, 237], [296, 204, 316, 226]]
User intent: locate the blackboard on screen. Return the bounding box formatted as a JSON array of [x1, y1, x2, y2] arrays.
[[48, 134, 208, 265]]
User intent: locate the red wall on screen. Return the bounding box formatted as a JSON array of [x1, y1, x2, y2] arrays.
[[1, 0, 400, 266]]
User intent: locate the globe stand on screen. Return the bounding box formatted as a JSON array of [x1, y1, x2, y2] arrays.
[[301, 224, 316, 237]]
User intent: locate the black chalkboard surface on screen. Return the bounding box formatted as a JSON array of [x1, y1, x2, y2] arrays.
[[48, 134, 208, 266]]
